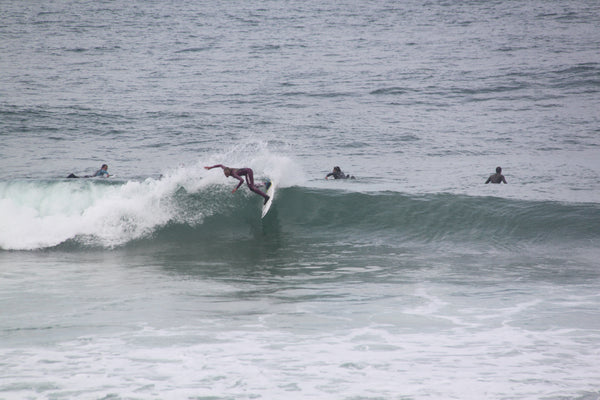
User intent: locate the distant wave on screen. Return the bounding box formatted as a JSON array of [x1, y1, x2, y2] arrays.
[[174, 47, 211, 53], [1, 177, 598, 251], [370, 87, 409, 95]]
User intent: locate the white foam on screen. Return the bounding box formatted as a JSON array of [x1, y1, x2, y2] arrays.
[[0, 151, 304, 250], [3, 321, 599, 400], [0, 179, 172, 250]]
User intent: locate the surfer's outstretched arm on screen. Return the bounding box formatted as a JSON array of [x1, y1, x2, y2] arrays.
[[204, 164, 225, 170], [205, 164, 238, 192]]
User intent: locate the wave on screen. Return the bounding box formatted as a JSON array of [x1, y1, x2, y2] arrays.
[[1, 170, 598, 251], [267, 188, 600, 249]]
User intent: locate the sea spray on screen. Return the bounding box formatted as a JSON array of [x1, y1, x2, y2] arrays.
[[0, 152, 307, 250], [0, 179, 174, 250]]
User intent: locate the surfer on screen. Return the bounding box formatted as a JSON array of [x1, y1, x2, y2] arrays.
[[325, 166, 354, 180], [67, 164, 110, 178], [204, 164, 270, 204], [93, 164, 110, 177], [485, 166, 507, 184]]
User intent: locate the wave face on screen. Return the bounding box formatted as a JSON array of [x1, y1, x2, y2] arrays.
[[1, 175, 598, 252], [274, 188, 600, 244]]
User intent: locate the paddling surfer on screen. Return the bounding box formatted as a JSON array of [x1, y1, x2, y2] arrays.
[[67, 164, 110, 178], [325, 166, 354, 180]]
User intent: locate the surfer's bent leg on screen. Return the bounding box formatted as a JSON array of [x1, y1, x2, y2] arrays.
[[244, 169, 269, 202], [248, 183, 269, 202]]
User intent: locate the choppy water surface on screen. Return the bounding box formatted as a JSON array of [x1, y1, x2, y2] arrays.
[[1, 0, 599, 399]]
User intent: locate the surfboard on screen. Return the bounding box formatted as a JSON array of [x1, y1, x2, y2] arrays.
[[261, 180, 276, 218]]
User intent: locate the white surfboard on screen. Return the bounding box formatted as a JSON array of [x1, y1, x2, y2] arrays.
[[261, 180, 276, 218]]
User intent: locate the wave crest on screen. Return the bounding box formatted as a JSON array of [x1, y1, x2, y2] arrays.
[[2, 174, 598, 251]]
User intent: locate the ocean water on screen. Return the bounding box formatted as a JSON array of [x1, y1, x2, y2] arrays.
[[1, 0, 600, 399]]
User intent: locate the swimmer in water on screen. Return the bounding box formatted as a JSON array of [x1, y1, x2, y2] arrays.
[[485, 166, 507, 184]]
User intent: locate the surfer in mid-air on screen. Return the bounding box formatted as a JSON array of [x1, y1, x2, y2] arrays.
[[325, 166, 354, 180], [204, 164, 270, 204], [485, 166, 507, 184]]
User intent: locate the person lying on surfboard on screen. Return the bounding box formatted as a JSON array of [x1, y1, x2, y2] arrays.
[[325, 166, 354, 180], [67, 164, 110, 178], [204, 164, 270, 204]]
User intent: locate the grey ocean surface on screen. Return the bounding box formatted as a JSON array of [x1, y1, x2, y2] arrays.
[[1, 1, 600, 399]]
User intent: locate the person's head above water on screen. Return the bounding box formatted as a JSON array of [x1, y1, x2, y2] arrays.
[[223, 167, 232, 177], [101, 164, 108, 170], [496, 166, 502, 173]]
